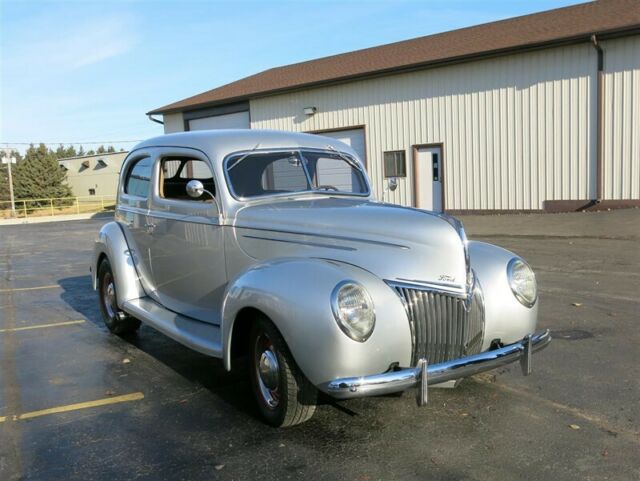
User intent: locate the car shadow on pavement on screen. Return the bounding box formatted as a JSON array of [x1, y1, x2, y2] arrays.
[[58, 274, 259, 420]]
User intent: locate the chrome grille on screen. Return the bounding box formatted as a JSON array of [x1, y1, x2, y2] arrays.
[[391, 282, 485, 365]]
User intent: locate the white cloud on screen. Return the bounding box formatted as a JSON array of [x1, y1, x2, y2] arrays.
[[7, 13, 137, 72]]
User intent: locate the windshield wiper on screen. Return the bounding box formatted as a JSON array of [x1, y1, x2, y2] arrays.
[[325, 144, 363, 171], [227, 142, 261, 171]]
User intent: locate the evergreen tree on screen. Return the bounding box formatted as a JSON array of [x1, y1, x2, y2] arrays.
[[78, 146, 85, 156], [96, 145, 106, 154], [55, 144, 77, 159], [107, 146, 115, 153], [87, 149, 95, 155], [13, 144, 72, 202]]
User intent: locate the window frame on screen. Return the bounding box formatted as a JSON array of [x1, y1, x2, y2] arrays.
[[383, 150, 407, 178]]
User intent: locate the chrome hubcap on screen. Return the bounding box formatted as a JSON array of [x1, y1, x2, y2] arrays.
[[255, 335, 280, 408], [102, 276, 117, 320], [259, 350, 279, 390]]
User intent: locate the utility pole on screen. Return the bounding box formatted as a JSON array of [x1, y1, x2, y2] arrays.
[[1, 148, 16, 217]]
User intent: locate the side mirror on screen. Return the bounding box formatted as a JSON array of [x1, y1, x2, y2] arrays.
[[186, 179, 204, 198], [388, 177, 398, 192]]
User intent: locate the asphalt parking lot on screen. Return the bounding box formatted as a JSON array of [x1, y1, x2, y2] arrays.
[[1, 209, 639, 481]]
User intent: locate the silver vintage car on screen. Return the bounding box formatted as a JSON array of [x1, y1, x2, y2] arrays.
[[92, 130, 550, 426]]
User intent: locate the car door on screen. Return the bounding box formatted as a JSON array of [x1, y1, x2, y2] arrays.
[[146, 147, 226, 324], [116, 153, 157, 294]]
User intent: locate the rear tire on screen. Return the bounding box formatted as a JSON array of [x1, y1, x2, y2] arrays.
[[249, 315, 317, 427], [98, 258, 140, 335]]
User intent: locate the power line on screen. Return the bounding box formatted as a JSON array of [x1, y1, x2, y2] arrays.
[[0, 140, 143, 146]]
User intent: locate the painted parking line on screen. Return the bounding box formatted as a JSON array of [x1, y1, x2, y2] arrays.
[[0, 285, 60, 293], [0, 392, 145, 423], [0, 320, 85, 333]]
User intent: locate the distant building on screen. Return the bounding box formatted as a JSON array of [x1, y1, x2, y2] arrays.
[[148, 0, 640, 212], [59, 151, 128, 197]]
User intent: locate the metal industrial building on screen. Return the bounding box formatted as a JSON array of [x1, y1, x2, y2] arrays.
[[59, 151, 128, 198], [148, 0, 639, 213]]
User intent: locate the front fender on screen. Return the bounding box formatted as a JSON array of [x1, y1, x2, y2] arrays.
[[92, 221, 145, 308], [468, 241, 538, 349], [221, 257, 412, 388]]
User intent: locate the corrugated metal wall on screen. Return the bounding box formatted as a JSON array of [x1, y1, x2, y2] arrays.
[[251, 43, 604, 210], [602, 36, 640, 200]]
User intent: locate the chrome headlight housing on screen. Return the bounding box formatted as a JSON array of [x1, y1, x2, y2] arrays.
[[507, 258, 537, 308], [331, 281, 376, 342]]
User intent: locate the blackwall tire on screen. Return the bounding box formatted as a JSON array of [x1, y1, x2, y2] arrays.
[[249, 315, 317, 427], [98, 258, 141, 335]]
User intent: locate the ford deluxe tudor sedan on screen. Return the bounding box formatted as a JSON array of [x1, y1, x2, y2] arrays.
[[92, 130, 550, 427]]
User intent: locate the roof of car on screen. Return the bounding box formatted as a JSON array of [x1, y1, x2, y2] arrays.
[[130, 129, 361, 161], [148, 0, 640, 115]]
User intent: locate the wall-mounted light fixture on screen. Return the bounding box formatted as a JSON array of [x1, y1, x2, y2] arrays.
[[303, 106, 317, 116]]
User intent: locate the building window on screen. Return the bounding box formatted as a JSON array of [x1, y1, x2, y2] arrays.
[[88, 188, 96, 196], [384, 150, 406, 178]]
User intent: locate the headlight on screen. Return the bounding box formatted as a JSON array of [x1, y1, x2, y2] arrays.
[[331, 281, 376, 342], [507, 258, 537, 307]]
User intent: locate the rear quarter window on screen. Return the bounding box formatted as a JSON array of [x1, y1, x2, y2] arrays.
[[125, 157, 153, 197]]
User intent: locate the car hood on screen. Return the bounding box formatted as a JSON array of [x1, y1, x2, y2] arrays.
[[233, 196, 469, 293]]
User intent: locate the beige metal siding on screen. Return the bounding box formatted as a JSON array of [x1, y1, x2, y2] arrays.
[[602, 36, 640, 200], [251, 43, 599, 210], [60, 152, 127, 197], [163, 113, 185, 133]]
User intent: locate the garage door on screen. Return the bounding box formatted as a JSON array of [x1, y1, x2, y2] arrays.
[[188, 111, 250, 130], [315, 128, 366, 167]]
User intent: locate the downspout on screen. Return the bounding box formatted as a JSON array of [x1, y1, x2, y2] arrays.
[[147, 114, 164, 125], [590, 34, 604, 203]]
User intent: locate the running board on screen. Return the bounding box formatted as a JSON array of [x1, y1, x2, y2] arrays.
[[123, 297, 222, 358]]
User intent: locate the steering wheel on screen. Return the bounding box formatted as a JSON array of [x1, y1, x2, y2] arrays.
[[317, 185, 339, 192]]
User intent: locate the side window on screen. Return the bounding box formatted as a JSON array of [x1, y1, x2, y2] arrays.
[[125, 157, 153, 197], [160, 157, 216, 202]]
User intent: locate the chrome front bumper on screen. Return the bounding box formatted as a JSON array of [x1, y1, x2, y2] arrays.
[[323, 330, 551, 406]]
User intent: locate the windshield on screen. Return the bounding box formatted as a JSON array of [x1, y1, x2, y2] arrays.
[[225, 150, 369, 199]]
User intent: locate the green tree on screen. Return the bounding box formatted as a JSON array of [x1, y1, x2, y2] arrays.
[[107, 146, 115, 153], [96, 145, 106, 154], [13, 144, 72, 202], [55, 144, 77, 159]]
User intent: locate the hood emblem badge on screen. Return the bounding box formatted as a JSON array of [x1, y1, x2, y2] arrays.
[[438, 274, 455, 283]]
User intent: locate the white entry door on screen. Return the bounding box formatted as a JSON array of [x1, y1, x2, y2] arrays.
[[315, 128, 366, 167], [414, 146, 443, 212]]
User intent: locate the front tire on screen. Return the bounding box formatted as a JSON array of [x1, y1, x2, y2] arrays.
[[98, 258, 140, 335], [249, 316, 317, 427]]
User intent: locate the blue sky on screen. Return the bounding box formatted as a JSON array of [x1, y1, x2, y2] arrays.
[[1, 0, 585, 153]]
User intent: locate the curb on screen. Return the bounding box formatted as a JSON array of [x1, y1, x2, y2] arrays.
[[0, 213, 113, 226]]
